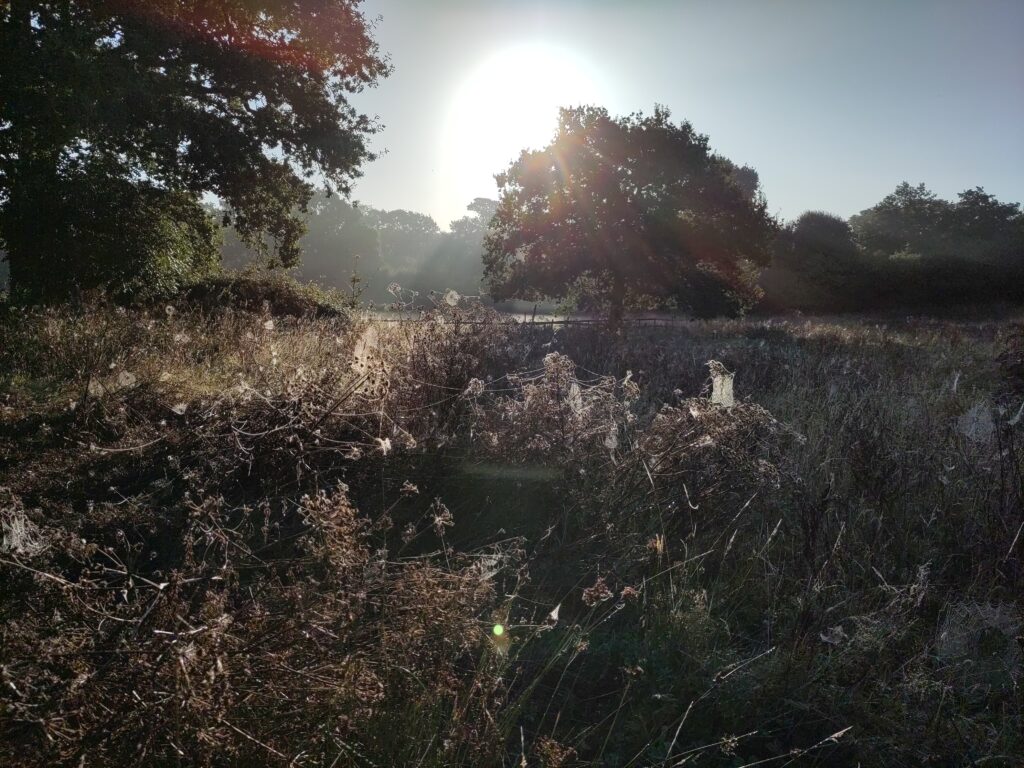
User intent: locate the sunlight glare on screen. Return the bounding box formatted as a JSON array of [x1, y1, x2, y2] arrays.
[[440, 42, 602, 226]]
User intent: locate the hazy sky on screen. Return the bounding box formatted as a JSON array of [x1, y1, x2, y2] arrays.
[[348, 0, 1024, 230]]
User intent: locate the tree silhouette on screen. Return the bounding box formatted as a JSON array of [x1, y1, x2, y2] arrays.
[[849, 182, 950, 258], [449, 198, 499, 241], [760, 210, 868, 312], [0, 0, 388, 300], [765, 185, 1024, 312], [484, 106, 777, 324], [946, 187, 1022, 262], [439, 198, 497, 295]]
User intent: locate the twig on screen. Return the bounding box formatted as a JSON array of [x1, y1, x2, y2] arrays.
[[80, 436, 164, 453], [0, 557, 73, 587], [218, 718, 289, 761]]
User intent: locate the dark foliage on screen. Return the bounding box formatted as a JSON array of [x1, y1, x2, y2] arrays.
[[484, 106, 778, 324], [174, 272, 352, 317], [1, 155, 220, 301], [0, 0, 389, 300], [761, 211, 870, 313], [761, 184, 1024, 313], [848, 183, 1024, 309]]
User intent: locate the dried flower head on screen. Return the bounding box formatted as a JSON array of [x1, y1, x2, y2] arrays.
[[582, 577, 613, 607]]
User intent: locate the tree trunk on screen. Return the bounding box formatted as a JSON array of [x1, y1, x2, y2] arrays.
[[4, 0, 33, 298], [607, 272, 625, 331]]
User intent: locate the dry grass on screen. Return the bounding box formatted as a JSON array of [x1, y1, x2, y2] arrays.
[[1, 294, 1022, 766]]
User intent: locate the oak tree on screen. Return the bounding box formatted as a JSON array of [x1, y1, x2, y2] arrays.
[[484, 106, 777, 323], [1, 0, 388, 299]]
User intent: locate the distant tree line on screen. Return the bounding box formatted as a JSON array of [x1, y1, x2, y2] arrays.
[[761, 183, 1024, 313], [4, 177, 1021, 316], [217, 196, 497, 304]]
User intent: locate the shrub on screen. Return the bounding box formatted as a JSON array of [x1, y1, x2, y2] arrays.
[[2, 157, 220, 303], [172, 271, 353, 317]]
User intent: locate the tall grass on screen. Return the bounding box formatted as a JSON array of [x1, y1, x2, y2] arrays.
[[1, 294, 1021, 766]]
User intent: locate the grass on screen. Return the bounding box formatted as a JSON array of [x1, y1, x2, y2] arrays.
[[1, 293, 1022, 766]]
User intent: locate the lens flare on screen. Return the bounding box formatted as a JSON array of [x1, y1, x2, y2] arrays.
[[492, 623, 505, 637], [440, 42, 603, 226]]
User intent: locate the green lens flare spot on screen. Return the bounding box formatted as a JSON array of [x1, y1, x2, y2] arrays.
[[492, 624, 505, 637]]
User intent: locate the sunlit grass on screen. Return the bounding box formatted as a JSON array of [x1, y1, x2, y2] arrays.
[[1, 291, 1021, 766]]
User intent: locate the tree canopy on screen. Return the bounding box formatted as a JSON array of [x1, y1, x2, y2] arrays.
[[760, 184, 1024, 313], [483, 105, 778, 322], [849, 182, 1022, 263], [758, 210, 868, 313], [1, 0, 389, 300]]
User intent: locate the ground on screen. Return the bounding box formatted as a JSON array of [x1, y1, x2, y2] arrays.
[[1, 297, 1022, 766]]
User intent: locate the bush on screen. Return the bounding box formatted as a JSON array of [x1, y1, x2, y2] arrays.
[[2, 157, 220, 303], [173, 271, 353, 318]]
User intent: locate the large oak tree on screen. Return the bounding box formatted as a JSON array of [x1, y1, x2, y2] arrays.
[[484, 106, 777, 323], [1, 0, 388, 299]]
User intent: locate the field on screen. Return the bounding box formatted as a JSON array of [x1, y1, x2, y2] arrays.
[[2, 293, 1022, 767]]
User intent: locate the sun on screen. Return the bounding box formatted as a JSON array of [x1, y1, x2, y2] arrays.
[[440, 42, 602, 226]]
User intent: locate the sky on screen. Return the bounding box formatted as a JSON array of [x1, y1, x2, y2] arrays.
[[346, 0, 1024, 230]]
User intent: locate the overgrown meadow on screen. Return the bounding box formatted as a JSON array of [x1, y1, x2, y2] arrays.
[[1, 283, 1022, 766]]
